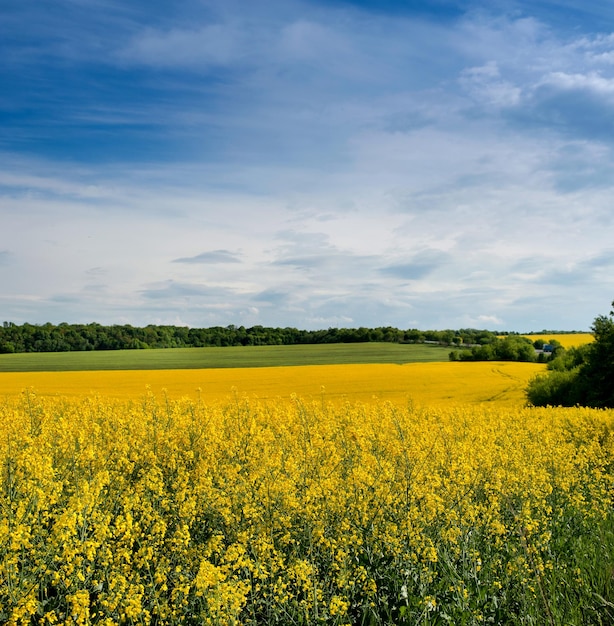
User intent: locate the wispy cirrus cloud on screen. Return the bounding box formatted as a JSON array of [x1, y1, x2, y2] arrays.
[[120, 24, 247, 69]]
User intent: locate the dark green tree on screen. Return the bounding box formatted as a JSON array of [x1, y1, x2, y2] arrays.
[[526, 300, 614, 407], [580, 302, 614, 407]]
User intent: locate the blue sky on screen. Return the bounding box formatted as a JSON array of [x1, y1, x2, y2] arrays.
[[2, 0, 614, 331]]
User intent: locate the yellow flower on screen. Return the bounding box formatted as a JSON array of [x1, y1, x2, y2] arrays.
[[329, 595, 350, 616]]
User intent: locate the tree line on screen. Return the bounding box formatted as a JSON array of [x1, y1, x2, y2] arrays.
[[0, 322, 506, 353], [0, 322, 527, 354]]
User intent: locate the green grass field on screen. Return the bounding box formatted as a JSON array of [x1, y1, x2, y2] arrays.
[[0, 342, 452, 372]]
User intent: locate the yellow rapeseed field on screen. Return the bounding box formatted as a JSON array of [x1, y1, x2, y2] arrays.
[[0, 391, 612, 624], [0, 361, 544, 407], [521, 333, 594, 348]]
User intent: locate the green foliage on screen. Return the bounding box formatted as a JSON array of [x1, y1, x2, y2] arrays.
[[580, 307, 614, 407], [547, 344, 592, 372], [453, 335, 538, 362], [526, 369, 582, 407], [526, 300, 614, 408], [0, 322, 499, 354]]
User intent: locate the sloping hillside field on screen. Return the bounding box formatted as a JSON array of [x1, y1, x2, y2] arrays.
[[0, 361, 543, 406]]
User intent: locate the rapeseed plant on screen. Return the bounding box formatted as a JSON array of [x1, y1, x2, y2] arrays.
[[0, 390, 612, 624]]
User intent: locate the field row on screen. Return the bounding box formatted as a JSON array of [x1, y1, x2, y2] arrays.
[[0, 343, 452, 373]]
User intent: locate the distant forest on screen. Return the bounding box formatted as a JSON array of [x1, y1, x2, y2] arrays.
[[0, 322, 531, 354]]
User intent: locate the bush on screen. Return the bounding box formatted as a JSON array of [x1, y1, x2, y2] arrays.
[[526, 369, 581, 407]]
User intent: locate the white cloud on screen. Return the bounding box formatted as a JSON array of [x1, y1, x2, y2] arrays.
[[459, 61, 522, 107], [539, 70, 614, 95], [173, 250, 242, 264], [476, 314, 504, 326]]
